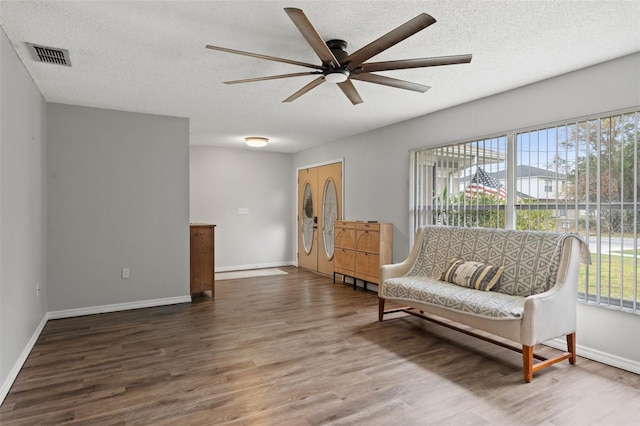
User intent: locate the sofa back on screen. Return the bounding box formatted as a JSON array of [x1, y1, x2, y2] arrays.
[[408, 226, 573, 297]]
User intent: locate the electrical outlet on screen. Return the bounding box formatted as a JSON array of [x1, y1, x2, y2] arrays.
[[122, 268, 130, 279]]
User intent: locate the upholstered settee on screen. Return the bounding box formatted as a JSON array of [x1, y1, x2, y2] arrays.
[[379, 225, 589, 382]]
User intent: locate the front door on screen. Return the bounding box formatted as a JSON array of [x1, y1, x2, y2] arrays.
[[297, 162, 342, 275]]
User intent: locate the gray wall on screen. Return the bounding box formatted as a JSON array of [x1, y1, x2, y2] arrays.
[[46, 104, 190, 311], [190, 146, 294, 270], [0, 29, 47, 397], [293, 53, 640, 368], [294, 53, 640, 262]]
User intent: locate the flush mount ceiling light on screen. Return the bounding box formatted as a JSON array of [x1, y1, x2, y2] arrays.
[[245, 136, 269, 147]]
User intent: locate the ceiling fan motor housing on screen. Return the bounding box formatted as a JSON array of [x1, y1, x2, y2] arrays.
[[323, 39, 350, 82], [326, 39, 349, 65]]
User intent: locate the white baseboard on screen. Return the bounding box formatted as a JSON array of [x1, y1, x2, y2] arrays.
[[47, 295, 192, 320], [1, 295, 192, 406], [0, 314, 48, 405], [215, 261, 295, 273], [545, 337, 640, 375]]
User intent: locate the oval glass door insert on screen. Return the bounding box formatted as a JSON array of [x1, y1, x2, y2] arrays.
[[302, 182, 314, 254], [322, 178, 338, 259]]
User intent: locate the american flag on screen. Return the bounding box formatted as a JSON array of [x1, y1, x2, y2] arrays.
[[465, 167, 507, 199]]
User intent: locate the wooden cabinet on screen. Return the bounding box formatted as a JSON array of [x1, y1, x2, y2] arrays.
[[190, 224, 215, 297], [334, 221, 355, 276], [333, 220, 392, 291]]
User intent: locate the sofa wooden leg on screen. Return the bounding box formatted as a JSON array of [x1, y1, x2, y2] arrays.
[[378, 298, 385, 322], [523, 345, 534, 383], [567, 333, 577, 364]]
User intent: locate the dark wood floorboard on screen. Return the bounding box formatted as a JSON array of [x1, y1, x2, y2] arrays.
[[1, 266, 639, 425]]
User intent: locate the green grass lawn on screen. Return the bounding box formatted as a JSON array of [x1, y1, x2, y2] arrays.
[[618, 249, 638, 256], [579, 254, 639, 302]]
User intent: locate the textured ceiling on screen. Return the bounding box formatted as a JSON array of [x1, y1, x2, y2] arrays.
[[1, 0, 639, 153]]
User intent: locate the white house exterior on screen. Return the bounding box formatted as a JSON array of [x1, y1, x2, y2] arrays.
[[492, 165, 568, 201], [458, 165, 568, 201]]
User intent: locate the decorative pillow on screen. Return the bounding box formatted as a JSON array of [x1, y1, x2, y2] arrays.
[[439, 258, 504, 291]]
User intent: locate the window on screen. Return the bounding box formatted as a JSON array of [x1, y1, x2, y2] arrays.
[[411, 137, 507, 232], [544, 180, 553, 193], [411, 108, 639, 313]]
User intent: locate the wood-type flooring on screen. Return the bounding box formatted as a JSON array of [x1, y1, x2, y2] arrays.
[[1, 266, 639, 425]]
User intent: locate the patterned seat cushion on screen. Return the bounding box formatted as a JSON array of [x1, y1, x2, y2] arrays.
[[383, 276, 525, 319]]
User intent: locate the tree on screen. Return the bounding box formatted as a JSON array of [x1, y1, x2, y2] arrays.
[[560, 114, 639, 232], [563, 115, 638, 202]]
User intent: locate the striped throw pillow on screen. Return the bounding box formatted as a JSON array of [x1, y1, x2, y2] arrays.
[[440, 258, 504, 291]]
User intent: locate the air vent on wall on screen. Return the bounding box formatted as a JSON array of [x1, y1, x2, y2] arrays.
[[26, 43, 71, 66]]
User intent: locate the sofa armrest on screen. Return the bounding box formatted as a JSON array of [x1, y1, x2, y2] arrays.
[[380, 227, 427, 285], [520, 237, 582, 345]]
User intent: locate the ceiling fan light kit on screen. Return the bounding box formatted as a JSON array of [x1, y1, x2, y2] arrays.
[[324, 69, 349, 83], [245, 137, 269, 148], [206, 8, 472, 105]]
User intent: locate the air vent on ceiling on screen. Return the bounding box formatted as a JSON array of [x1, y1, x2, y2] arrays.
[[26, 43, 71, 66]]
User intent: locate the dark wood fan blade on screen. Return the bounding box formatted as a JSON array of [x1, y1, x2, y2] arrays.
[[350, 73, 430, 92], [284, 8, 340, 67], [357, 54, 473, 73], [283, 76, 325, 103], [337, 79, 363, 105], [206, 45, 322, 70], [343, 13, 436, 68], [224, 72, 322, 84]]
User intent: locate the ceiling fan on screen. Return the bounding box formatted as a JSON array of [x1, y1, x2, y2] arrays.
[[205, 8, 472, 105]]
